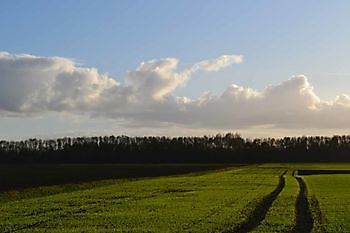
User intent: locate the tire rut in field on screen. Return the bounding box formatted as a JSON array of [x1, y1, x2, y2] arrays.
[[5, 220, 46, 233], [224, 170, 287, 233], [309, 195, 326, 233], [291, 176, 313, 233]]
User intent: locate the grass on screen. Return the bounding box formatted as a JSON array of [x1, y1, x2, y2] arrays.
[[305, 174, 350, 232], [251, 174, 299, 233], [0, 164, 234, 191], [0, 164, 237, 204], [0, 165, 283, 232], [2, 163, 350, 232]]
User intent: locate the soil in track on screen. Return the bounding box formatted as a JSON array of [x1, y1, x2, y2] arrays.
[[309, 195, 326, 233], [291, 177, 313, 233], [225, 171, 287, 233]]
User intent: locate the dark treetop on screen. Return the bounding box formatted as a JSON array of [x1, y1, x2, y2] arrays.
[[1, 134, 350, 163]]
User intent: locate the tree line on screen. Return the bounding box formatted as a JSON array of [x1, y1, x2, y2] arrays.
[[1, 133, 350, 163]]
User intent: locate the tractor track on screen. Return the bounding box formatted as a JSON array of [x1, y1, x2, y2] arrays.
[[225, 170, 287, 233], [291, 176, 313, 233], [309, 195, 326, 233]]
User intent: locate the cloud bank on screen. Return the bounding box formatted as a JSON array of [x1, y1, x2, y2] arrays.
[[1, 51, 350, 130]]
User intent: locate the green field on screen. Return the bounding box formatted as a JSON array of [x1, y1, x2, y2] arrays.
[[1, 163, 350, 232], [251, 174, 299, 233], [305, 174, 350, 232]]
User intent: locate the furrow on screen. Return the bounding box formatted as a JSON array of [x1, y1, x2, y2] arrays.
[[291, 176, 313, 233], [224, 171, 286, 233]]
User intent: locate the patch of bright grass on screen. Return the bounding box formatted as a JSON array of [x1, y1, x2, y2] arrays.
[[305, 174, 350, 233]]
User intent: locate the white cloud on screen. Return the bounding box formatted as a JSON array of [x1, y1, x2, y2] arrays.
[[1, 51, 350, 131], [189, 54, 243, 72], [125, 55, 243, 101], [0, 52, 118, 114], [125, 58, 185, 101]]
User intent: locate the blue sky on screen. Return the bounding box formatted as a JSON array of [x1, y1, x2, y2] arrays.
[[2, 1, 350, 97], [1, 1, 350, 139]]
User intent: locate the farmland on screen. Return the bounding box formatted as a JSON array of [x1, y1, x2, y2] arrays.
[[304, 173, 350, 232], [1, 163, 350, 232]]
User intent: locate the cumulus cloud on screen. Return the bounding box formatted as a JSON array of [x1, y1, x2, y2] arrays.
[[125, 55, 243, 101], [125, 58, 185, 101], [1, 51, 350, 130], [0, 52, 118, 114]]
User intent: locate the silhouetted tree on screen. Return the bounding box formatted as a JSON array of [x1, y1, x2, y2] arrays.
[[1, 134, 350, 163]]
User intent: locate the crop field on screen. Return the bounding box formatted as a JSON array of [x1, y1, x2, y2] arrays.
[[304, 173, 350, 232], [251, 174, 299, 233], [0, 164, 234, 191], [1, 163, 350, 232]]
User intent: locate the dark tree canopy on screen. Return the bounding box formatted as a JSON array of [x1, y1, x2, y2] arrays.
[[1, 133, 350, 163]]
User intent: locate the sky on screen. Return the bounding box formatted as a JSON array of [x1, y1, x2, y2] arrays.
[[1, 0, 350, 139]]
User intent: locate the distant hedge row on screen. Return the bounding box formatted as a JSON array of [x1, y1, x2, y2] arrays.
[[1, 133, 350, 163]]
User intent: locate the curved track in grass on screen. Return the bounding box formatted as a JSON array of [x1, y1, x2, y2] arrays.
[[225, 171, 287, 233], [291, 176, 313, 233]]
